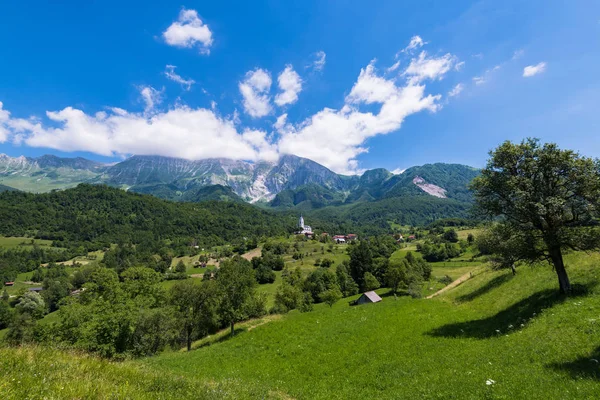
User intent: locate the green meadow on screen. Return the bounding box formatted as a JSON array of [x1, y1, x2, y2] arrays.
[[2, 251, 599, 399], [0, 236, 53, 250]]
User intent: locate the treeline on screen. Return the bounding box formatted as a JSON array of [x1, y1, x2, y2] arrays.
[[1, 257, 266, 358], [307, 196, 474, 235], [0, 246, 85, 282], [0, 184, 296, 249]]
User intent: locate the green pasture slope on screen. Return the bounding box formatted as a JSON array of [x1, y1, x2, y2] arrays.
[[2, 251, 599, 399]]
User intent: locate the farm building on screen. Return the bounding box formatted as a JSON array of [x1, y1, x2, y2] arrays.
[[356, 291, 382, 305], [28, 287, 43, 293], [4, 282, 14, 286], [333, 235, 346, 243]]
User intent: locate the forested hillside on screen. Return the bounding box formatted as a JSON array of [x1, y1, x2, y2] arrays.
[[0, 185, 295, 249]]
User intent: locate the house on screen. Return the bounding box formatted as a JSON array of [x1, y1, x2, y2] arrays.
[[407, 235, 416, 241], [28, 287, 43, 293], [346, 234, 358, 241], [4, 282, 14, 286], [333, 235, 346, 244], [356, 291, 382, 305]]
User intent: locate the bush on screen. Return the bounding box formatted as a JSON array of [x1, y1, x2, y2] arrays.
[[438, 275, 453, 285], [407, 281, 423, 298]]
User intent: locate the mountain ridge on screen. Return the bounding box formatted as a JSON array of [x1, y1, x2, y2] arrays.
[[0, 153, 479, 210]]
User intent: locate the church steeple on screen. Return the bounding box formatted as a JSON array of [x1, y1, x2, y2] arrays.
[[299, 215, 305, 229]]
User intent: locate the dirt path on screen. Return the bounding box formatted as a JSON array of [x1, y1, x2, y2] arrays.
[[426, 271, 473, 299], [241, 247, 262, 261]]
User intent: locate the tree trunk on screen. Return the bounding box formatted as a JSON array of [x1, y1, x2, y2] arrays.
[[230, 320, 235, 336], [186, 326, 192, 352], [549, 246, 571, 294], [511, 264, 516, 276]]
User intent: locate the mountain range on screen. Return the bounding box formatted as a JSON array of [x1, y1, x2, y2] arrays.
[[0, 153, 480, 223]]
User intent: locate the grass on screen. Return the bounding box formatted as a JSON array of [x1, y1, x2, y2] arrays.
[[0, 346, 223, 399], [142, 250, 600, 399], [0, 236, 53, 250], [2, 251, 599, 399]]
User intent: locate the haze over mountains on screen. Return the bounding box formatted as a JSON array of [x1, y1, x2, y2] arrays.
[[0, 153, 479, 210]]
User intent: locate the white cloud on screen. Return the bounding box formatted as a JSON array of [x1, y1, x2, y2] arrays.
[[346, 62, 397, 104], [278, 61, 445, 174], [139, 86, 162, 113], [163, 9, 213, 54], [403, 51, 458, 84], [448, 83, 464, 97], [274, 65, 302, 106], [0, 38, 457, 175], [402, 35, 427, 54], [0, 103, 276, 162], [391, 168, 406, 175], [386, 61, 401, 73], [274, 113, 288, 131], [164, 65, 195, 90], [473, 76, 485, 85], [312, 51, 326, 71], [0, 102, 9, 142], [523, 62, 547, 77], [239, 69, 272, 118], [454, 61, 465, 71]]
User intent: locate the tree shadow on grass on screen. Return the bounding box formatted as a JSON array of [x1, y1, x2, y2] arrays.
[[195, 327, 246, 349], [549, 346, 600, 380], [455, 273, 514, 303], [428, 284, 591, 339]]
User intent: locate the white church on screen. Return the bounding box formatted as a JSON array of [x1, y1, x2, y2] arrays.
[[297, 215, 314, 236]]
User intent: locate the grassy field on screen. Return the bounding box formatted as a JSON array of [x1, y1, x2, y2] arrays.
[[2, 250, 599, 399], [0, 236, 53, 250], [142, 251, 600, 399]]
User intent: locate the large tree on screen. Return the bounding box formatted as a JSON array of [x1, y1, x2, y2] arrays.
[[471, 139, 600, 293], [216, 256, 257, 335], [170, 280, 219, 351]]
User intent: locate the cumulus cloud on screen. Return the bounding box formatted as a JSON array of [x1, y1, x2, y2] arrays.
[[403, 51, 458, 84], [275, 65, 302, 106], [164, 65, 195, 90], [391, 168, 406, 175], [0, 102, 9, 142], [523, 62, 547, 77], [311, 51, 326, 71], [239, 69, 272, 118], [278, 61, 445, 174], [163, 9, 213, 54], [1, 39, 457, 175], [0, 102, 276, 162], [448, 83, 464, 97], [139, 86, 162, 113]]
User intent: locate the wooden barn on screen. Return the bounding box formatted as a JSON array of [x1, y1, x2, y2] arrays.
[[356, 291, 382, 305]]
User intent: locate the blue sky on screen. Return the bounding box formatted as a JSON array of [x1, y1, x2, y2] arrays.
[[0, 0, 598, 174]]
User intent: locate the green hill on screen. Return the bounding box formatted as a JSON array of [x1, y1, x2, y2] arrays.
[[0, 184, 18, 192], [3, 251, 599, 399], [0, 184, 295, 248]]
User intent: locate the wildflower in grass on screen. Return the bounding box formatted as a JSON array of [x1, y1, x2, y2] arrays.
[[486, 379, 496, 385]]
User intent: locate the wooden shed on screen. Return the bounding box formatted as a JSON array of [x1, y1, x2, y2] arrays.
[[356, 291, 382, 305]]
